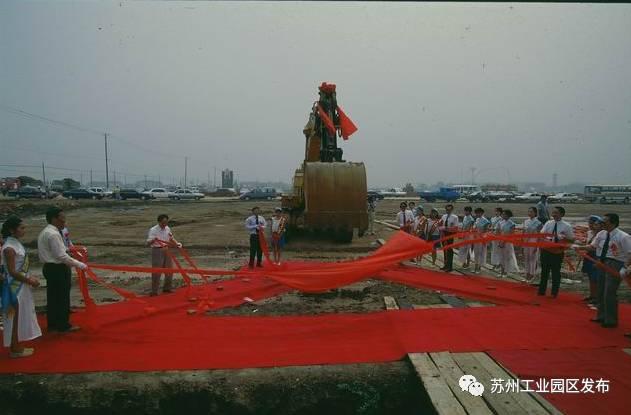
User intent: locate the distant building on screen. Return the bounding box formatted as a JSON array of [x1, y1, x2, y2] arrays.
[[222, 169, 234, 188], [0, 177, 20, 191]]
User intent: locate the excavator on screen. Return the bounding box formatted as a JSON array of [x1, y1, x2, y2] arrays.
[[281, 83, 368, 242]]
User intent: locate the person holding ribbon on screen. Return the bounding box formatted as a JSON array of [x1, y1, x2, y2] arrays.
[[1, 216, 42, 358], [37, 207, 87, 332], [538, 206, 574, 298], [586, 213, 631, 328], [440, 204, 459, 272], [270, 207, 286, 265], [246, 206, 266, 268], [458, 206, 475, 269], [146, 214, 181, 296], [522, 207, 543, 282], [472, 207, 491, 274]]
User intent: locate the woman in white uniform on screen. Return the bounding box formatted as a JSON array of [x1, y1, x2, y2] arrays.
[[498, 209, 520, 277], [522, 207, 543, 281], [1, 216, 42, 358], [490, 207, 504, 268]]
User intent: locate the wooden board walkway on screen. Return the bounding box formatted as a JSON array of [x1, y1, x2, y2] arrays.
[[409, 351, 562, 415]]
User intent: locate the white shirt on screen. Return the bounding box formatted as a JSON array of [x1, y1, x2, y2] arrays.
[[540, 219, 575, 242], [1, 237, 26, 274], [523, 218, 543, 234], [441, 213, 459, 232], [590, 228, 631, 263], [147, 224, 174, 248], [246, 214, 267, 235], [397, 210, 413, 227], [461, 215, 475, 231], [37, 224, 84, 268]]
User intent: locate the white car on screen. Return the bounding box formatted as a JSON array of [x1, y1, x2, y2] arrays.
[[88, 187, 112, 198], [515, 192, 544, 203], [378, 188, 407, 197], [169, 189, 204, 200], [142, 188, 171, 199], [549, 193, 580, 203]]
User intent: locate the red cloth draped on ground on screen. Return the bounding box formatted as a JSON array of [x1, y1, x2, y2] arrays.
[[337, 106, 357, 140]]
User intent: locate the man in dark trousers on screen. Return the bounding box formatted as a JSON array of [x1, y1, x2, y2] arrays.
[[37, 207, 87, 332], [245, 206, 266, 268], [440, 204, 459, 272], [538, 206, 574, 298]]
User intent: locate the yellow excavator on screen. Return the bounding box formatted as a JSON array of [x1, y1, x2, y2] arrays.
[[281, 83, 368, 242]]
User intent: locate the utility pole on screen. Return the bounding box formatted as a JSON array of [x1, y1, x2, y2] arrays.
[[113, 170, 116, 186], [41, 162, 47, 193], [104, 133, 110, 189], [214, 166, 217, 188], [90, 169, 93, 187], [184, 157, 188, 189], [470, 167, 476, 185], [144, 174, 147, 189]]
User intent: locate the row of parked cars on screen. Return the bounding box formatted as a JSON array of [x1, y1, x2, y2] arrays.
[[5, 186, 281, 201], [367, 187, 583, 203]]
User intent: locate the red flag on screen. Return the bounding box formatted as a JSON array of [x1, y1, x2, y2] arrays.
[[317, 104, 337, 137], [337, 106, 358, 140]]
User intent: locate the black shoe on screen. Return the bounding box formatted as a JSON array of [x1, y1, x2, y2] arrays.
[[537, 293, 545, 296], [256, 263, 263, 268], [590, 318, 603, 323], [601, 323, 618, 328]]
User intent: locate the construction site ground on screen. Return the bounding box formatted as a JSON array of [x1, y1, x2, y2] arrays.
[[1, 197, 630, 414]]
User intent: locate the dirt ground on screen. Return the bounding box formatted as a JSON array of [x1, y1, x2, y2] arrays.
[[1, 197, 630, 413], [1, 197, 630, 309]]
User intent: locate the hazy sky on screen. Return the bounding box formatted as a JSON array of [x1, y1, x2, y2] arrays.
[[1, 1, 630, 188]]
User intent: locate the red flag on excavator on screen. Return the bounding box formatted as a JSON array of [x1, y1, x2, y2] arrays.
[[337, 106, 358, 140], [317, 104, 337, 137]]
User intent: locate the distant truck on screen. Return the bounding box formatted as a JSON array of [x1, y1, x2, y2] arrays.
[[418, 187, 460, 202]]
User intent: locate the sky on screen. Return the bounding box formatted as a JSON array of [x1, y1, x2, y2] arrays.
[[1, 1, 630, 188]]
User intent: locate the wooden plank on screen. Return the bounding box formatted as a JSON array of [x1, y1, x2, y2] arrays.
[[471, 352, 553, 415], [624, 348, 631, 357], [374, 219, 400, 231], [467, 302, 495, 308], [452, 353, 530, 415], [429, 352, 494, 415], [490, 354, 565, 415], [383, 296, 399, 311], [440, 294, 467, 308], [376, 238, 387, 246], [413, 304, 453, 309], [408, 353, 467, 415]]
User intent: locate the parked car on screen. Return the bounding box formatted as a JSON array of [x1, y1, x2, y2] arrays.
[[484, 191, 516, 202], [418, 187, 460, 202], [119, 189, 149, 200], [8, 186, 46, 199], [466, 191, 489, 202], [239, 187, 278, 201], [367, 190, 385, 200], [378, 188, 407, 198], [63, 188, 103, 200], [141, 188, 171, 199], [209, 187, 238, 197], [169, 189, 204, 200], [88, 187, 112, 198], [548, 192, 580, 203], [515, 192, 544, 203]]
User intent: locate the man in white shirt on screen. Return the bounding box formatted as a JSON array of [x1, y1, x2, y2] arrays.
[[587, 213, 631, 328], [245, 207, 267, 268], [440, 204, 460, 272], [146, 214, 181, 296], [37, 207, 87, 333], [538, 206, 574, 298]]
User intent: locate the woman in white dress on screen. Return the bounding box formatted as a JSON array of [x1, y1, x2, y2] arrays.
[[490, 207, 504, 268], [498, 209, 520, 277], [472, 208, 491, 273], [522, 207, 543, 281], [1, 216, 42, 358]]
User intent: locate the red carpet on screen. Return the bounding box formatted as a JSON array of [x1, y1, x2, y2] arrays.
[[2, 231, 630, 414]]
